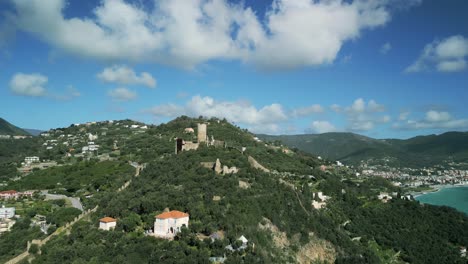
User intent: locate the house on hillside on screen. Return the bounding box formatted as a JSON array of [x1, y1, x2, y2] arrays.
[[99, 217, 117, 231], [0, 190, 19, 199], [184, 128, 195, 133], [0, 206, 15, 219], [154, 210, 189, 239], [24, 156, 40, 164]]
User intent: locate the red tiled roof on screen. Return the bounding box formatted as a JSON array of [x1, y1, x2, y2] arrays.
[[0, 190, 17, 195], [100, 217, 117, 223], [155, 210, 189, 219]]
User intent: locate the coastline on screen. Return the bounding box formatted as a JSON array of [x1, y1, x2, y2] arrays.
[[410, 183, 468, 198]]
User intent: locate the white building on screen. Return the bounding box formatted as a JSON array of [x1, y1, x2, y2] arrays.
[[88, 133, 98, 141], [0, 218, 16, 233], [25, 156, 40, 164], [99, 217, 117, 231], [154, 210, 189, 239], [0, 206, 15, 219]]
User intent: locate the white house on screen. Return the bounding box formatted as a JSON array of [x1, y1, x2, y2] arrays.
[[88, 133, 98, 141], [25, 156, 40, 164], [184, 128, 195, 133], [0, 206, 15, 219], [154, 210, 189, 239], [99, 217, 117, 231]]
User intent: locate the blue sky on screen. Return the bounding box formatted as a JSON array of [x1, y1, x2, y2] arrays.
[[0, 0, 467, 139]]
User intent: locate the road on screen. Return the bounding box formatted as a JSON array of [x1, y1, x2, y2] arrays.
[[41, 191, 84, 211]]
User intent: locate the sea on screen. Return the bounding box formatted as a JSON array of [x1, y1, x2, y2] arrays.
[[415, 186, 468, 215]]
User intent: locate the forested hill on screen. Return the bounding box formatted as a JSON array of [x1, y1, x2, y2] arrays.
[[0, 117, 30, 136], [0, 116, 467, 263], [258, 131, 468, 168]]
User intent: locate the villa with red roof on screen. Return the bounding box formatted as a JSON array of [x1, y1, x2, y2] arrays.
[[154, 210, 189, 239], [0, 190, 19, 199], [99, 217, 117, 231]]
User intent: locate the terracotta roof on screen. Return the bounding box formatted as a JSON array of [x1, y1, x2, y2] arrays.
[[99, 217, 117, 223], [0, 190, 17, 195], [155, 210, 189, 219]]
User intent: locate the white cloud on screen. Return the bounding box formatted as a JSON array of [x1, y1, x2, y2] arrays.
[[399, 111, 410, 121], [293, 104, 324, 117], [9, 73, 82, 100], [310, 121, 336, 134], [9, 73, 47, 97], [344, 98, 388, 131], [10, 0, 415, 69], [97, 65, 156, 88], [393, 110, 468, 130], [145, 95, 288, 133], [425, 110, 451, 122], [436, 59, 466, 72], [406, 35, 468, 73], [381, 115, 391, 123], [368, 99, 385, 112], [107, 87, 137, 102], [380, 42, 391, 54], [330, 104, 342, 113], [52, 85, 81, 101]]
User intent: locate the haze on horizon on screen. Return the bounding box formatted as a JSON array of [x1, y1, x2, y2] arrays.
[[0, 0, 467, 139]]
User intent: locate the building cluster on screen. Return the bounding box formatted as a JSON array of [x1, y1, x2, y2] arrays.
[[0, 205, 16, 234], [175, 123, 226, 154], [312, 192, 330, 209], [0, 190, 34, 199], [99, 210, 190, 240], [200, 158, 239, 175], [360, 164, 468, 188], [0, 135, 32, 140], [377, 192, 412, 202]]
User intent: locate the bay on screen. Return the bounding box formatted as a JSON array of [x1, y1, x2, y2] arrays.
[[415, 186, 468, 215]]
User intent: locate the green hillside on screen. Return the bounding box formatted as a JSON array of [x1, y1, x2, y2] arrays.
[[0, 118, 30, 136], [258, 132, 468, 168], [0, 117, 466, 264]]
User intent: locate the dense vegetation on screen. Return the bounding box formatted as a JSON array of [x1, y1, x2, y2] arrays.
[[0, 117, 466, 263], [4, 160, 134, 196], [258, 131, 468, 168]]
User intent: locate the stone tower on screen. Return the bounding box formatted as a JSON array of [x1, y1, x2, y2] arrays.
[[197, 123, 207, 143]]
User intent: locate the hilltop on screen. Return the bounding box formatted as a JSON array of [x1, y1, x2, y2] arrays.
[[258, 132, 468, 168], [0, 116, 466, 264], [0, 118, 30, 136]]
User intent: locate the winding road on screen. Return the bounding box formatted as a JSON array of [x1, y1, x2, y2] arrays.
[[41, 190, 84, 211]]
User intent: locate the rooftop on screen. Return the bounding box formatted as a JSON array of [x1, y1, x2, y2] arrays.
[[155, 210, 189, 219], [99, 217, 117, 223]]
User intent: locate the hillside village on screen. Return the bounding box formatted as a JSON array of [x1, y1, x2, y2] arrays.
[[0, 117, 466, 263]]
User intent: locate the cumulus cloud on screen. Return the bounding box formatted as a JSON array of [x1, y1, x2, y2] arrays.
[[406, 35, 468, 73], [330, 104, 343, 113], [9, 0, 416, 69], [310, 121, 337, 134], [380, 42, 391, 54], [52, 85, 81, 101], [344, 98, 388, 131], [394, 110, 468, 130], [145, 95, 288, 133], [9, 73, 47, 96], [107, 87, 137, 101], [292, 104, 324, 117], [97, 65, 156, 88]]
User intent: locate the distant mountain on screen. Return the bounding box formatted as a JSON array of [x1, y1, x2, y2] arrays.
[[257, 131, 468, 168], [0, 118, 30, 136], [23, 128, 43, 136]]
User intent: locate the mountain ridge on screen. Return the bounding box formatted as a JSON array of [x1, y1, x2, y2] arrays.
[[257, 131, 468, 168], [0, 118, 30, 136]]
